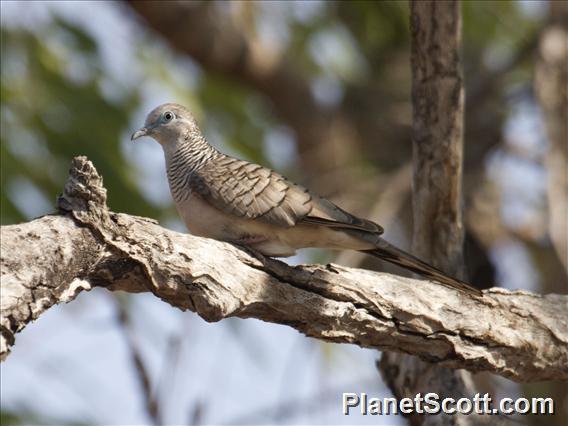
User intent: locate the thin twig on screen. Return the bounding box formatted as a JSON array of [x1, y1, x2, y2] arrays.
[[113, 296, 161, 426]]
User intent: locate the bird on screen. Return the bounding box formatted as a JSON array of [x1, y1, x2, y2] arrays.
[[132, 103, 482, 297]]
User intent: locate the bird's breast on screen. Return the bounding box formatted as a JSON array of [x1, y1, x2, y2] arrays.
[[173, 193, 273, 241], [174, 193, 236, 239]]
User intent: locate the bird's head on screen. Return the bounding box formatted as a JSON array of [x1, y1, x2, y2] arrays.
[[131, 103, 204, 150]]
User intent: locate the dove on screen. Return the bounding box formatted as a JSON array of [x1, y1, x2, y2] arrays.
[[132, 103, 482, 296]]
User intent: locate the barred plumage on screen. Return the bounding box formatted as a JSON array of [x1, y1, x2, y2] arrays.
[[166, 136, 216, 203]]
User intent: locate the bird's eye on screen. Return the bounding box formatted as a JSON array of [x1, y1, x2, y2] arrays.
[[163, 111, 174, 122]]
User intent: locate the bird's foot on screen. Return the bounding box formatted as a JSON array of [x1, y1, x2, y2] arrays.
[[232, 234, 268, 246]]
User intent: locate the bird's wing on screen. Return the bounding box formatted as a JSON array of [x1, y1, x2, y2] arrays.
[[190, 156, 383, 234]]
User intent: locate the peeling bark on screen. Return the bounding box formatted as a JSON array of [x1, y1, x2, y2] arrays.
[[0, 215, 100, 352], [1, 157, 566, 385]]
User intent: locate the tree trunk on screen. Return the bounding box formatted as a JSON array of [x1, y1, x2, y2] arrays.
[[535, 1, 568, 273], [379, 2, 493, 425]]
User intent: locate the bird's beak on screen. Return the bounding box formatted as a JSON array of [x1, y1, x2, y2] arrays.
[[131, 127, 149, 141]]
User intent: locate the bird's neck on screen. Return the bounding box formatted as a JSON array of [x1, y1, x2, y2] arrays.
[[166, 136, 217, 172], [165, 137, 219, 202]]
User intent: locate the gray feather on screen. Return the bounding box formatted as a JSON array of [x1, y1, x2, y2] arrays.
[[190, 155, 383, 233]]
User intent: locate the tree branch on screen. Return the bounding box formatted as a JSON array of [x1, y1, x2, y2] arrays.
[[1, 157, 566, 384], [114, 298, 161, 425]]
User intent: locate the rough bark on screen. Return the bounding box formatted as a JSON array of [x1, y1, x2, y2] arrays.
[[1, 157, 567, 386], [535, 1, 568, 273], [379, 3, 483, 425], [409, 1, 465, 272]]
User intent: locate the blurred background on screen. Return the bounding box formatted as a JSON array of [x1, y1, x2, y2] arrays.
[[1, 1, 566, 425]]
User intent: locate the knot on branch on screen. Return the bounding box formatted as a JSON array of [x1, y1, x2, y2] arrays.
[[57, 156, 108, 214]]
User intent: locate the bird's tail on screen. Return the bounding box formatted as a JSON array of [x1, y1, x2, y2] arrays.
[[363, 240, 482, 297]]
